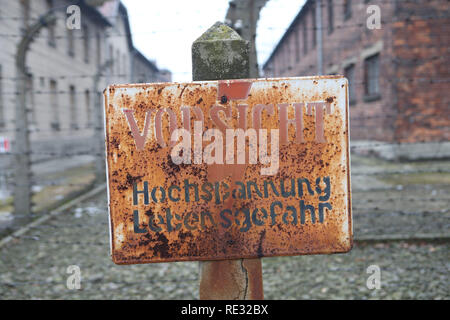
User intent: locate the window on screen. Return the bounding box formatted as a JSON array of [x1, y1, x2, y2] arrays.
[[285, 41, 291, 72], [364, 54, 380, 99], [303, 22, 308, 54], [69, 85, 77, 129], [328, 0, 334, 34], [109, 45, 114, 73], [50, 80, 59, 131], [312, 5, 316, 48], [46, 0, 56, 47], [344, 0, 352, 20], [122, 54, 127, 77], [85, 90, 91, 128], [344, 64, 356, 104], [116, 49, 121, 75], [0, 65, 4, 128], [83, 25, 90, 63], [96, 33, 102, 67], [48, 25, 56, 47], [26, 74, 36, 125], [67, 29, 74, 57], [294, 28, 300, 62]]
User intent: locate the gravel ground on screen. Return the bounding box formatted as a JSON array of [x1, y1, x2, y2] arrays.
[[0, 155, 448, 299]]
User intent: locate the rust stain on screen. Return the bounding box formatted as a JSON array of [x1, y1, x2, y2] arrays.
[[104, 76, 352, 264]]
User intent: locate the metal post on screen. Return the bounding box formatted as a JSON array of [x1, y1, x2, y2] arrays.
[[14, 14, 56, 217], [315, 0, 323, 75], [192, 22, 264, 300]]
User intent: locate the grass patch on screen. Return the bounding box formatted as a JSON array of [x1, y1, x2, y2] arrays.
[[379, 172, 450, 185]]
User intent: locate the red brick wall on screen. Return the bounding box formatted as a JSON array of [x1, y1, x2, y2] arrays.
[[262, 0, 449, 143], [392, 0, 450, 143]]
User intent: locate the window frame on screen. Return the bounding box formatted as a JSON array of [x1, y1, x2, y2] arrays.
[[328, 0, 334, 34], [303, 21, 308, 54], [49, 79, 60, 131], [85, 89, 92, 128], [364, 54, 381, 102], [83, 24, 90, 64], [69, 85, 78, 130], [67, 29, 75, 57], [344, 64, 356, 105], [312, 4, 316, 48], [344, 0, 352, 21]]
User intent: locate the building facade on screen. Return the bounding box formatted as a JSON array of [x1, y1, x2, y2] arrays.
[[0, 0, 171, 166], [262, 0, 449, 156]]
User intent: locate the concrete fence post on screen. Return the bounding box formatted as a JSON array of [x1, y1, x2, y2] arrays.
[[93, 59, 112, 184], [14, 13, 56, 218], [192, 21, 264, 300]]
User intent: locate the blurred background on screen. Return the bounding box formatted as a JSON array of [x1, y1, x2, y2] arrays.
[[0, 0, 448, 299]]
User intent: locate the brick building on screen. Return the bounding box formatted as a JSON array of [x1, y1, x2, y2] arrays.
[[262, 0, 449, 159], [0, 0, 171, 166]]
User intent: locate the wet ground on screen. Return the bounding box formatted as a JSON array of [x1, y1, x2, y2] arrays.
[[0, 154, 448, 299], [0, 156, 95, 233]]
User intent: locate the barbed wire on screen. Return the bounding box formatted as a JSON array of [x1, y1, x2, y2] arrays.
[[0, 0, 436, 23], [0, 12, 448, 39], [5, 221, 450, 244], [8, 182, 98, 188], [1, 73, 131, 81], [0, 0, 445, 22], [1, 53, 447, 81], [259, 42, 450, 58], [0, 140, 449, 158], [2, 77, 449, 96], [0, 115, 400, 135], [0, 2, 448, 230], [7, 201, 450, 220], [0, 125, 102, 134], [2, 173, 449, 193], [352, 168, 450, 176], [11, 205, 446, 229], [0, 122, 448, 138]]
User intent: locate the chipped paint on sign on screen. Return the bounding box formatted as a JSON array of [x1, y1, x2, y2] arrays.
[[104, 75, 352, 264]]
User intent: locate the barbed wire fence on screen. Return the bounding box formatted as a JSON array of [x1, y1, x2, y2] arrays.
[[0, 2, 448, 300], [0, 6, 105, 228], [0, 3, 448, 239]]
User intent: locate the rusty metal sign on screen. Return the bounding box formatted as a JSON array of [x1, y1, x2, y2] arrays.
[[104, 75, 352, 264]]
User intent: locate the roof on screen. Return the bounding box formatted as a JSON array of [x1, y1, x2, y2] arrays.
[[132, 49, 159, 72], [262, 0, 313, 70], [118, 2, 134, 51], [97, 0, 120, 24], [79, 0, 113, 27], [96, 1, 169, 75]]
